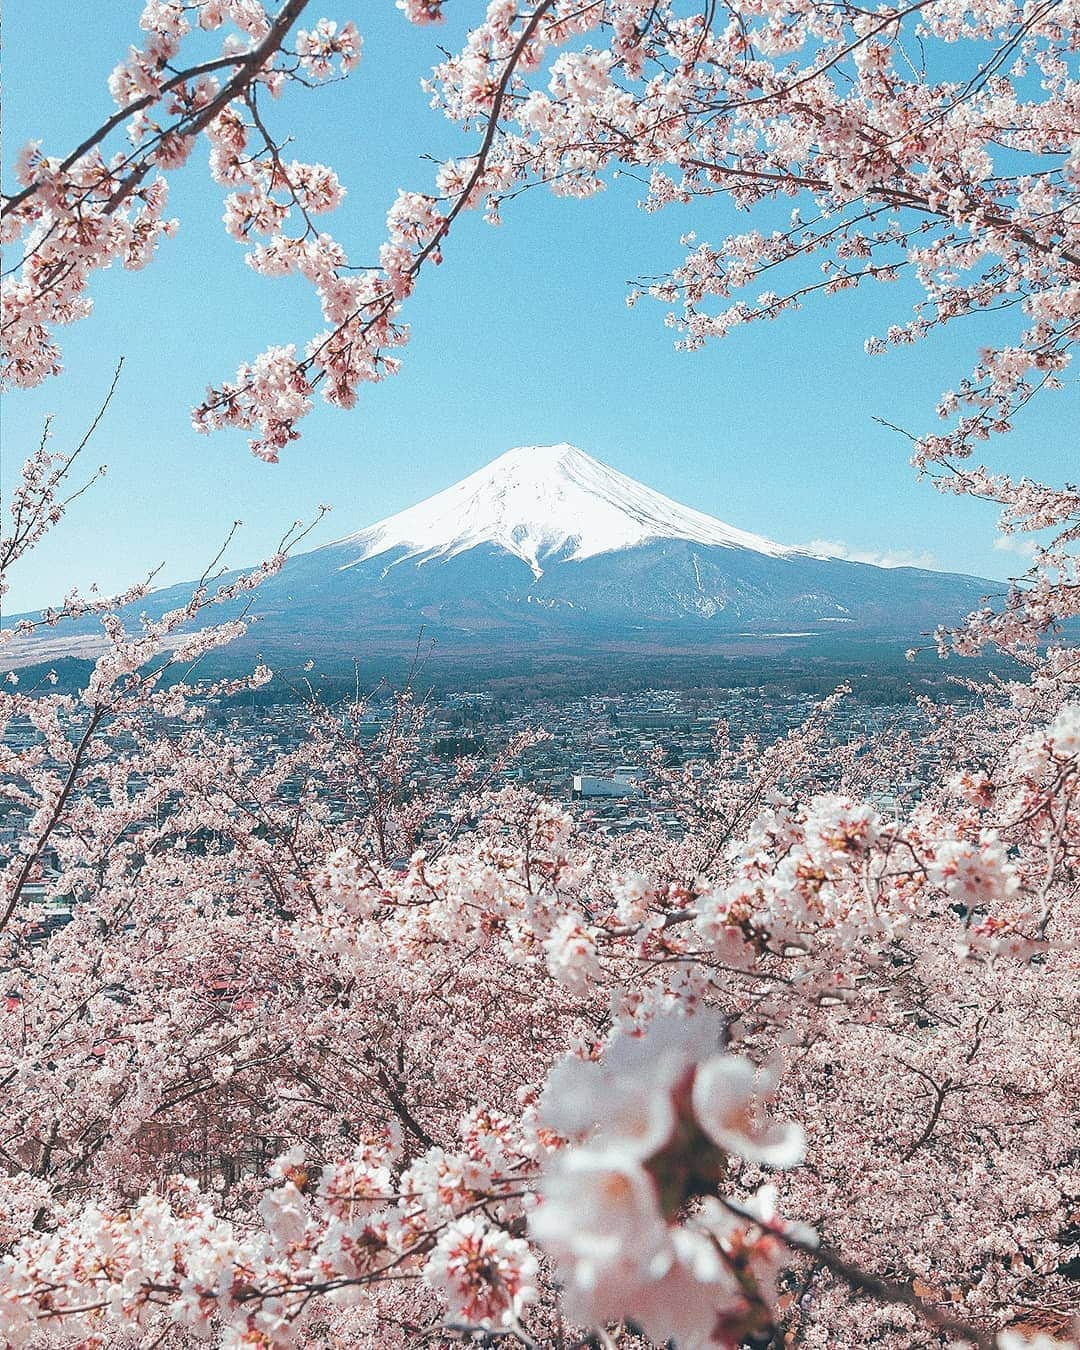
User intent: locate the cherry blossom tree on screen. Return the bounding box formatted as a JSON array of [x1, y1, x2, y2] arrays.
[[1, 1, 1078, 1347]]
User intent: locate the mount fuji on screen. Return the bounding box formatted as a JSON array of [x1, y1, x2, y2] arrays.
[[7, 443, 995, 668]]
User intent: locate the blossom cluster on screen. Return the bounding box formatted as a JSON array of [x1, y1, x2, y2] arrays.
[[532, 1012, 805, 1347]]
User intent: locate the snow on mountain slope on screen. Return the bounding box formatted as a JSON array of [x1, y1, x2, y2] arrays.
[[333, 443, 794, 579]]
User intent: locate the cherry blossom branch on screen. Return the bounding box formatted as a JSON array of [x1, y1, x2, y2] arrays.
[[719, 1197, 999, 1350], [0, 0, 312, 220]]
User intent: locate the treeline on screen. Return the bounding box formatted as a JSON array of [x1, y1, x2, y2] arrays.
[[7, 644, 1023, 709]]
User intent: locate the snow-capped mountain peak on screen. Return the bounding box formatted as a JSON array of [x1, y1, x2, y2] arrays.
[[335, 443, 793, 579]]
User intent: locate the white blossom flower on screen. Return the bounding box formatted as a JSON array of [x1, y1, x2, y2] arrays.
[[530, 1148, 671, 1324], [692, 1056, 806, 1167], [928, 831, 1020, 908]]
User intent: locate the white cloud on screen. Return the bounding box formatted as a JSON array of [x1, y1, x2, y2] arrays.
[[992, 534, 1038, 558], [805, 538, 938, 570]]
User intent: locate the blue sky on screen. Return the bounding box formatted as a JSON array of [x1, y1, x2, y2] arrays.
[[3, 1, 1076, 614]]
